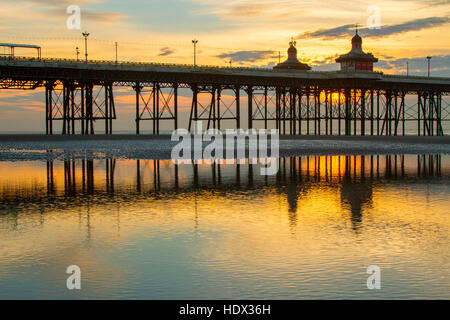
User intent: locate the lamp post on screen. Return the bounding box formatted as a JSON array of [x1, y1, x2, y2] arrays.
[[82, 31, 90, 63], [192, 39, 198, 67], [76, 47, 80, 62], [426, 56, 432, 78], [115, 42, 118, 64]]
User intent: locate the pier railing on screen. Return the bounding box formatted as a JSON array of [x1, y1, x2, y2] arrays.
[[0, 55, 386, 76]]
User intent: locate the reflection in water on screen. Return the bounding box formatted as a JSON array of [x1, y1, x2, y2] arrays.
[[0, 154, 448, 299], [0, 155, 444, 234]]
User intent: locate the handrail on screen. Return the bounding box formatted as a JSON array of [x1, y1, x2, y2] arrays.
[[2, 56, 448, 80], [0, 55, 276, 72], [0, 55, 351, 74], [381, 73, 450, 81]]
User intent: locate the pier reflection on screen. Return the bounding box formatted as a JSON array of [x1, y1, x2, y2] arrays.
[[0, 154, 446, 234]]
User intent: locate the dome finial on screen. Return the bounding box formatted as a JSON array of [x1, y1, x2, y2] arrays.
[[290, 36, 296, 47], [355, 23, 359, 35]]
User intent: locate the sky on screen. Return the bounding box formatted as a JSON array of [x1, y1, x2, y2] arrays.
[[0, 0, 450, 132]]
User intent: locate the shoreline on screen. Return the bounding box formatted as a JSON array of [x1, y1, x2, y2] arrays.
[[0, 134, 449, 161], [0, 134, 449, 144]]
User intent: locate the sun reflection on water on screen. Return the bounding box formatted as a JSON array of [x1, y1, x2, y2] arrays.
[[0, 154, 448, 299]]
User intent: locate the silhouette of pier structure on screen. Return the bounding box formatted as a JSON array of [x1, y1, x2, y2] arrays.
[[1, 154, 443, 201], [1, 57, 449, 136], [0, 155, 445, 234]]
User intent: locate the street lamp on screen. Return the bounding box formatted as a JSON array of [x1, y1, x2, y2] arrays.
[[115, 42, 118, 65], [82, 31, 90, 63], [426, 56, 432, 78], [192, 39, 198, 67], [76, 47, 80, 62]]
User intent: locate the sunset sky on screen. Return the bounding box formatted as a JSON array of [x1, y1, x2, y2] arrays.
[[1, 0, 450, 132]]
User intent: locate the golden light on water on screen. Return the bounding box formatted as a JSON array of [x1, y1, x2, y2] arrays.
[[0, 155, 449, 298]]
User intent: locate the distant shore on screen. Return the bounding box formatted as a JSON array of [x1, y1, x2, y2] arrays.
[[0, 134, 449, 144]]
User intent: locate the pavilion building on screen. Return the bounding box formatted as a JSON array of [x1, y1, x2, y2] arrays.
[[336, 30, 378, 72], [274, 39, 311, 71]]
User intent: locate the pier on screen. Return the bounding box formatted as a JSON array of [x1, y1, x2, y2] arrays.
[[1, 56, 449, 136]]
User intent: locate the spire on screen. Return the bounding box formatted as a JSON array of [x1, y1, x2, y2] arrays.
[[351, 24, 362, 50], [290, 36, 296, 47]]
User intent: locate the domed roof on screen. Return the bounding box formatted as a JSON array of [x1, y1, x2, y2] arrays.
[[336, 29, 378, 64], [352, 32, 362, 44], [288, 44, 297, 56], [274, 39, 311, 71]]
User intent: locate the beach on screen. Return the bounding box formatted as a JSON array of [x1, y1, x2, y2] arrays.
[[0, 134, 449, 162]]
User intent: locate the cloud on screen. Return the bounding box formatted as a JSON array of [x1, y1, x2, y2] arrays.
[[298, 24, 355, 40], [226, 3, 274, 18], [311, 54, 339, 66], [421, 0, 450, 6], [25, 0, 101, 5], [193, 0, 340, 22], [82, 11, 128, 24], [158, 47, 175, 57], [15, 0, 128, 25], [298, 17, 450, 40], [377, 55, 450, 76], [216, 50, 277, 63], [22, 106, 45, 112]]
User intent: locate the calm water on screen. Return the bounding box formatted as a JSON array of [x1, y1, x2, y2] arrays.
[[0, 155, 449, 299]]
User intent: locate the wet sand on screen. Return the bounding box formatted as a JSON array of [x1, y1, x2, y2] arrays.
[[0, 133, 449, 162], [0, 134, 449, 144]]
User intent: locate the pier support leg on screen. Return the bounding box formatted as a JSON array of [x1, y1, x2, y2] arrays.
[[338, 90, 341, 136], [345, 89, 351, 136], [247, 86, 253, 130], [174, 84, 178, 130], [361, 89, 366, 136], [45, 83, 54, 135], [370, 90, 374, 136], [236, 86, 241, 129]]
